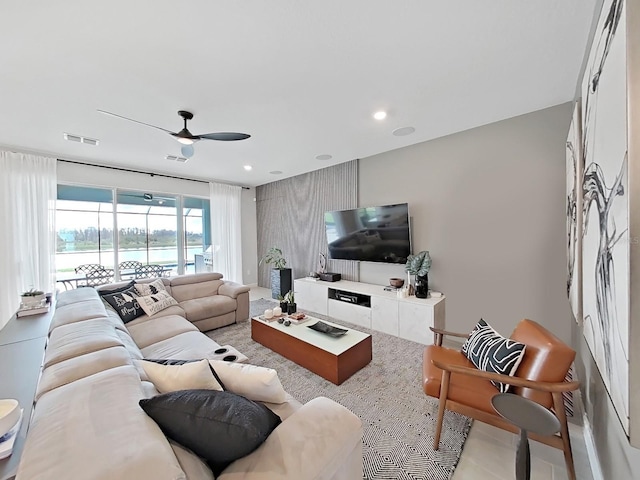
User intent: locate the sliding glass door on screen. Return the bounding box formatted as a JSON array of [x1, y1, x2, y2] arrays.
[[56, 185, 210, 281]]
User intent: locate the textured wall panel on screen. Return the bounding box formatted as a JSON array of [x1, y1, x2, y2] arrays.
[[257, 161, 358, 288]]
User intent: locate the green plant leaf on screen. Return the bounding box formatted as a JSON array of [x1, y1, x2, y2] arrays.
[[404, 251, 431, 276]]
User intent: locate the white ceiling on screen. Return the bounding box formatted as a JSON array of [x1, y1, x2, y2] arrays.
[[0, 1, 597, 187]]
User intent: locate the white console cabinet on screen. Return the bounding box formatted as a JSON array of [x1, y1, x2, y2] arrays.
[[294, 278, 445, 345]]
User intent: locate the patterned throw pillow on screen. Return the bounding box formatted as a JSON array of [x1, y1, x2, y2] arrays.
[[101, 286, 145, 323], [134, 278, 167, 297], [136, 290, 179, 317], [461, 319, 526, 393]]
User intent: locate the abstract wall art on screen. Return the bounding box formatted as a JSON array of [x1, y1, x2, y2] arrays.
[[566, 101, 582, 324], [581, 0, 629, 434]]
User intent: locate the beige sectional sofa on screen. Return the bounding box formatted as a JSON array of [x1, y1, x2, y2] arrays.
[[16, 275, 363, 479], [96, 272, 251, 332]]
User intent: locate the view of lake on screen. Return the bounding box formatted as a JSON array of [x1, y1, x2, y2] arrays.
[[56, 246, 203, 272]]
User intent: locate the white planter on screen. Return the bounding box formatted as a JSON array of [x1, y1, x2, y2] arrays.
[[21, 294, 45, 307]]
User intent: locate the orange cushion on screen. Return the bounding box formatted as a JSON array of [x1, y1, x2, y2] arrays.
[[423, 346, 500, 414]]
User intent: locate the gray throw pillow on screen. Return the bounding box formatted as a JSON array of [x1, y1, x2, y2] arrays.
[[140, 389, 281, 476]]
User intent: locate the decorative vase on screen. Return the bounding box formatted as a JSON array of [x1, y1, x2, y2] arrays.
[[415, 274, 429, 299], [270, 268, 292, 300], [287, 302, 297, 314]]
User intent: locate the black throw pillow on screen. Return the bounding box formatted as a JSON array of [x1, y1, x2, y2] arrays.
[[139, 389, 281, 475], [144, 358, 227, 391], [97, 280, 136, 296], [101, 285, 145, 323]]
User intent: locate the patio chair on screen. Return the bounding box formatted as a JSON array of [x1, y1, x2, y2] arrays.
[[135, 264, 164, 279], [74, 264, 104, 287], [85, 267, 115, 287], [118, 261, 143, 279]]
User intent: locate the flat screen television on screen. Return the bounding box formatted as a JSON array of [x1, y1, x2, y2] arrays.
[[324, 203, 411, 264]]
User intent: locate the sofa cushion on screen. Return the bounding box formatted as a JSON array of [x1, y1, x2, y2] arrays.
[[126, 314, 199, 349], [137, 290, 180, 317], [209, 360, 287, 404], [17, 365, 187, 480], [169, 440, 215, 480], [141, 331, 222, 360], [36, 346, 132, 401], [49, 298, 110, 332], [181, 296, 236, 323], [44, 318, 124, 368], [169, 273, 224, 302], [461, 318, 526, 393], [124, 304, 187, 327], [101, 285, 146, 323], [140, 359, 224, 393], [140, 389, 281, 476], [218, 397, 361, 480]]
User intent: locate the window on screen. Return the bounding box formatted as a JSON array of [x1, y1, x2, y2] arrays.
[[56, 185, 209, 279], [56, 186, 114, 273]]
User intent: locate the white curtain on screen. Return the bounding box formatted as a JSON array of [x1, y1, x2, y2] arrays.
[[209, 182, 243, 283], [0, 151, 57, 329]]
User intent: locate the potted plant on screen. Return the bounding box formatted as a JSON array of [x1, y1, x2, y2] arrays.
[[21, 288, 46, 307], [259, 246, 293, 300], [405, 251, 431, 298], [277, 294, 289, 313], [284, 290, 297, 314]]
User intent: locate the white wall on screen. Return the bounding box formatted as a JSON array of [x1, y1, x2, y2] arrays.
[[359, 103, 574, 343]]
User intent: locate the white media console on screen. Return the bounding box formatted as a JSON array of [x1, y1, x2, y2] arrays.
[[293, 277, 445, 345]]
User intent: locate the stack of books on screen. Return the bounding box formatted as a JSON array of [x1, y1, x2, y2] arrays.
[[0, 409, 23, 460], [16, 300, 50, 318]]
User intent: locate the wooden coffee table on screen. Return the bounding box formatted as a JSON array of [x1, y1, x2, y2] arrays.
[[251, 315, 372, 385]]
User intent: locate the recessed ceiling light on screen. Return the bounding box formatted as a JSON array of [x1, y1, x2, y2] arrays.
[[373, 111, 387, 120], [315, 154, 332, 161], [392, 126, 415, 136], [244, 165, 253, 171], [269, 170, 283, 175]]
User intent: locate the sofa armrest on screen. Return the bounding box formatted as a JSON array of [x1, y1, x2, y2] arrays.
[[218, 397, 363, 480], [218, 281, 251, 299]]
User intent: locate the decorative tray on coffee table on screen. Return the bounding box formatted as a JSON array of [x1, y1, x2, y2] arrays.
[[307, 320, 348, 337]]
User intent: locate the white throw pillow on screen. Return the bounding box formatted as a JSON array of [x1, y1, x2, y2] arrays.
[[134, 279, 167, 296], [140, 359, 223, 394], [136, 290, 179, 317], [209, 360, 287, 404]]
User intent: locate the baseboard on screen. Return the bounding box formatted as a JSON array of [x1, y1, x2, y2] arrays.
[[246, 283, 259, 288], [582, 413, 604, 480]]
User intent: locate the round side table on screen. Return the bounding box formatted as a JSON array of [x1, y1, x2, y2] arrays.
[[491, 393, 561, 480]]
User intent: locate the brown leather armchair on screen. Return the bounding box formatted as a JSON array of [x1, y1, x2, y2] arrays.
[[423, 319, 579, 480]]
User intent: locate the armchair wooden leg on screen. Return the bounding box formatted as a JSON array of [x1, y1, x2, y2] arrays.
[[552, 392, 576, 480], [434, 370, 451, 450]]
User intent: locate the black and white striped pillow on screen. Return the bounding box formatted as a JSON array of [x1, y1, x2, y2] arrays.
[[461, 319, 526, 393]]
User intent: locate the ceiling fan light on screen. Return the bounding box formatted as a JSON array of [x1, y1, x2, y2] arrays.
[[177, 137, 194, 145]]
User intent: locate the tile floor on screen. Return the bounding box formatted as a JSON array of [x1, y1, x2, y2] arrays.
[[248, 286, 595, 480]]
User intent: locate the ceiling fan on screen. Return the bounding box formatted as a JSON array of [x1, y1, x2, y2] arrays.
[[97, 109, 250, 158]]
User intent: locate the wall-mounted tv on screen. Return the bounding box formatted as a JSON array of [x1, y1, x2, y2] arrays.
[[324, 203, 411, 264]]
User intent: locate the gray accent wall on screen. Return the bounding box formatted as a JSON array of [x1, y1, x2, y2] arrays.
[[256, 160, 358, 287], [360, 103, 574, 344]]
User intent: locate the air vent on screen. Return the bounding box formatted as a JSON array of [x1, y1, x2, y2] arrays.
[[165, 155, 188, 163], [63, 133, 100, 145]]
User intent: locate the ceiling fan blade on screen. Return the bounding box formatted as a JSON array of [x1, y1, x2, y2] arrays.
[[197, 132, 251, 141], [97, 109, 175, 134], [181, 144, 194, 158]]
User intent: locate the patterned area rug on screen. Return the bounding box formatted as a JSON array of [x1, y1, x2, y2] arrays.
[[207, 298, 472, 480]]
